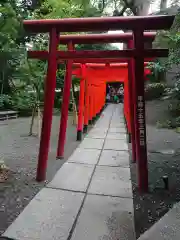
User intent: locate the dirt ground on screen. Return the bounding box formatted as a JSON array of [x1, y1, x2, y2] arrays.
[[0, 114, 79, 234], [131, 99, 180, 238]]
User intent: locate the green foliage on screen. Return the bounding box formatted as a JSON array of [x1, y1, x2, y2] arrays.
[[11, 90, 36, 114], [0, 0, 119, 116], [33, 0, 102, 19], [145, 83, 166, 101], [154, 13, 180, 71], [147, 60, 166, 83], [0, 94, 12, 110], [168, 99, 180, 117], [156, 119, 174, 129], [152, 12, 180, 129], [76, 43, 118, 51], [167, 12, 180, 66], [0, 2, 24, 94], [157, 116, 180, 129]]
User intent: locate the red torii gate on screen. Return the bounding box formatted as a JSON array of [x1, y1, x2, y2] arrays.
[[72, 62, 151, 141], [23, 15, 174, 192], [27, 34, 156, 172], [28, 32, 157, 155]]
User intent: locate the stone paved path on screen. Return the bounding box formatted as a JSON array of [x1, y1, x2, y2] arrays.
[[3, 104, 135, 240], [0, 115, 79, 234]]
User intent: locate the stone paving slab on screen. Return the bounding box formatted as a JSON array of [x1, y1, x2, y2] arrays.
[[3, 104, 135, 240], [88, 166, 132, 198], [110, 123, 125, 128], [86, 133, 107, 139], [86, 129, 107, 139], [110, 119, 125, 122], [93, 124, 109, 129], [98, 150, 130, 167], [111, 118, 124, 122], [79, 138, 104, 149], [94, 120, 110, 125], [71, 195, 135, 240], [68, 148, 101, 165], [89, 128, 108, 133], [3, 188, 84, 240], [109, 127, 126, 133], [104, 139, 128, 151], [48, 162, 94, 192], [106, 132, 127, 140]]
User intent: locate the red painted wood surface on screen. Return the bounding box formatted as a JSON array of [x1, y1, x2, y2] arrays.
[[72, 63, 150, 139], [36, 28, 58, 181], [23, 15, 174, 33], [59, 32, 156, 44], [133, 30, 148, 192], [28, 49, 169, 60], [57, 43, 73, 158], [77, 64, 86, 136], [128, 41, 136, 163]]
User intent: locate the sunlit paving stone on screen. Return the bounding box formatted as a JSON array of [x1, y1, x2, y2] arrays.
[[48, 162, 95, 192], [98, 150, 129, 167], [68, 148, 101, 165], [104, 139, 128, 151], [88, 166, 132, 198]]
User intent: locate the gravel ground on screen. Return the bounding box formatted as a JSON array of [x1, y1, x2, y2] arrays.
[[1, 101, 180, 238], [0, 114, 79, 234], [131, 99, 180, 238]]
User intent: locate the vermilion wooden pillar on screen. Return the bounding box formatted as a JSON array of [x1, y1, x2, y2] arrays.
[[133, 29, 148, 192], [101, 81, 106, 113], [92, 84, 96, 123], [89, 83, 93, 124], [36, 28, 58, 181], [83, 79, 89, 133], [92, 84, 95, 122], [77, 64, 85, 141], [57, 42, 73, 159], [101, 82, 105, 111], [124, 80, 130, 133], [95, 85, 98, 118], [127, 41, 137, 163], [98, 83, 103, 114]]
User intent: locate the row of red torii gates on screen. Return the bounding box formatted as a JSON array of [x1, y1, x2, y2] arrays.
[[72, 62, 150, 136], [23, 15, 174, 192]]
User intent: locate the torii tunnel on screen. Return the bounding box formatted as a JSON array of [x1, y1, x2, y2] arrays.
[[72, 62, 151, 140], [23, 15, 174, 192]]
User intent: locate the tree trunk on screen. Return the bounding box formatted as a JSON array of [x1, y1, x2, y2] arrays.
[[71, 82, 78, 125], [122, 0, 150, 50], [120, 0, 151, 16], [133, 0, 151, 15], [0, 72, 4, 94], [160, 0, 167, 10], [36, 101, 42, 138], [29, 103, 37, 136]]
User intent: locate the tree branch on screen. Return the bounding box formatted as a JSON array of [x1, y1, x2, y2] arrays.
[[113, 5, 127, 16], [121, 0, 137, 15]]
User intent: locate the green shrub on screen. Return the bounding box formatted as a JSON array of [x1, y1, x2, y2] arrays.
[[11, 91, 36, 116], [156, 120, 173, 129], [168, 99, 180, 117], [175, 116, 180, 127], [0, 94, 12, 110], [145, 83, 166, 101], [157, 116, 180, 129]]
